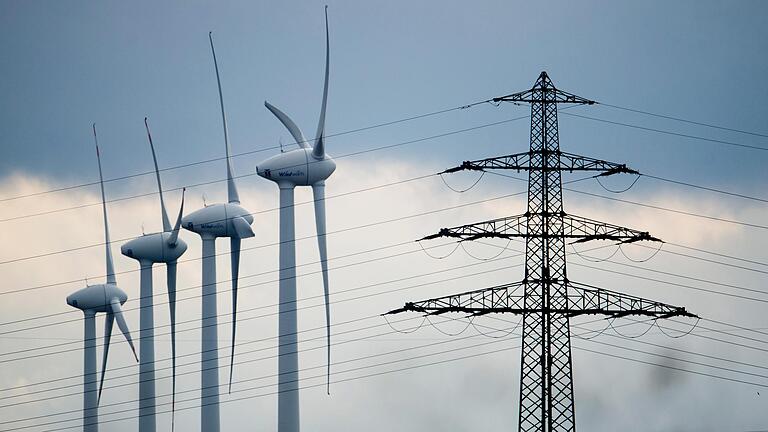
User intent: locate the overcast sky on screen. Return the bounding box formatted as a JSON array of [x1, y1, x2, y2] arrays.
[[1, 1, 767, 432]]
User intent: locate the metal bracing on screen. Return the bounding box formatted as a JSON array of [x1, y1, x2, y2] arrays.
[[386, 280, 693, 319], [420, 213, 660, 244], [442, 151, 638, 176], [387, 71, 696, 432]]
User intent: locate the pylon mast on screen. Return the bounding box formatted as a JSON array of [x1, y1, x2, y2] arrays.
[[386, 72, 696, 432]]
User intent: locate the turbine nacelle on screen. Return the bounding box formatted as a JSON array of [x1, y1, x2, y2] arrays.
[[121, 232, 188, 263], [182, 203, 255, 239], [256, 148, 336, 187], [67, 284, 128, 313]]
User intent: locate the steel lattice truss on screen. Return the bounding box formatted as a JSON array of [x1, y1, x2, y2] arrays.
[[388, 280, 694, 319], [420, 213, 661, 244], [387, 71, 696, 432], [442, 151, 638, 176]]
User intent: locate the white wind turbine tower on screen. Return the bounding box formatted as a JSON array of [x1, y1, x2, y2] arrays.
[[120, 118, 187, 432], [66, 124, 139, 432], [181, 32, 255, 432], [256, 7, 335, 432]]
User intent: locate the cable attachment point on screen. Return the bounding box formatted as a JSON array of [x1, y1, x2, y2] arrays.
[[440, 160, 483, 175], [596, 165, 640, 177]]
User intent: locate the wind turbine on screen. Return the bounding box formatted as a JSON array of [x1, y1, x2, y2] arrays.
[[120, 118, 187, 432], [66, 125, 138, 432], [256, 7, 334, 432], [181, 32, 255, 432]]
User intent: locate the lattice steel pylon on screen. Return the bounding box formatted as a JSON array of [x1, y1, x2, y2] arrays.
[[386, 72, 697, 432]]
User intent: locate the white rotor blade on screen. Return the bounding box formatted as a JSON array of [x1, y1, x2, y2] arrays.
[[93, 125, 116, 285], [110, 298, 138, 361], [168, 188, 185, 247], [312, 182, 331, 393], [312, 6, 330, 160], [97, 309, 114, 404], [231, 216, 255, 239], [166, 260, 178, 430], [228, 237, 241, 393], [264, 101, 309, 149], [209, 32, 240, 204], [145, 117, 172, 232]]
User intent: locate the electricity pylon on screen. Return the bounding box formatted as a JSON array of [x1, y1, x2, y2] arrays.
[[386, 71, 697, 432]]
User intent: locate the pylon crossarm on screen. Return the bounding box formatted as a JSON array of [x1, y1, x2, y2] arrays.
[[441, 152, 531, 174], [567, 281, 698, 319], [562, 214, 661, 244], [441, 151, 638, 176], [492, 88, 595, 105], [385, 281, 527, 315], [490, 72, 595, 105], [419, 214, 528, 241], [419, 213, 660, 244], [384, 280, 696, 320], [558, 152, 638, 176]]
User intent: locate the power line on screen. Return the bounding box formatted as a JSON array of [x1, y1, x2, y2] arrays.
[[10, 164, 763, 298], [470, 238, 768, 304], [6, 337, 521, 431], [478, 172, 768, 272], [0, 316, 645, 409], [0, 184, 525, 296], [583, 338, 768, 381], [3, 137, 764, 274], [665, 242, 768, 268], [9, 110, 768, 428], [0, 314, 423, 412], [3, 235, 756, 372], [4, 195, 767, 357], [639, 242, 768, 276], [28, 165, 753, 335], [0, 235, 499, 332], [576, 345, 768, 388], [0, 180, 765, 335], [16, 240, 768, 412], [593, 326, 768, 375], [574, 258, 768, 302], [0, 240, 451, 349], [0, 251, 522, 363], [7, 112, 766, 229], [567, 187, 768, 230], [0, 315, 522, 425], [704, 318, 768, 340], [0, 316, 719, 428], [0, 112, 539, 267], [0, 174, 444, 294], [0, 101, 494, 203], [12, 317, 768, 431], [598, 102, 768, 139], [45, 340, 768, 432], [7, 197, 765, 371], [487, 170, 768, 230], [643, 173, 768, 205], [20, 233, 729, 373], [0, 179, 525, 271], [0, 237, 415, 325], [6, 272, 768, 426], [6, 86, 766, 430], [0, 113, 528, 224], [560, 111, 768, 152]]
